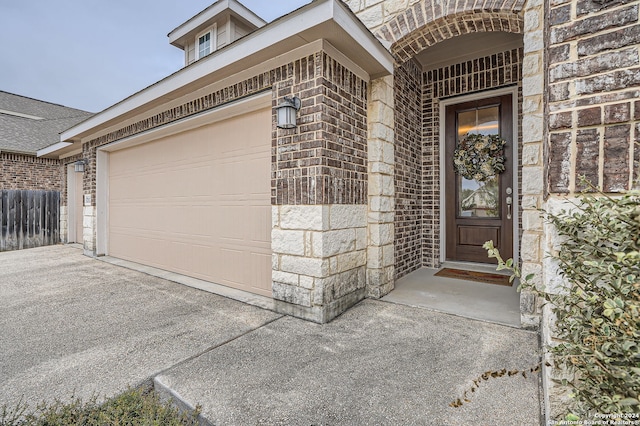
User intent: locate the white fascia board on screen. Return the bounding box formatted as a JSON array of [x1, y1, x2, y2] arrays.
[[169, 0, 228, 44], [36, 142, 73, 157], [61, 0, 392, 145], [228, 1, 267, 28], [333, 1, 394, 77]]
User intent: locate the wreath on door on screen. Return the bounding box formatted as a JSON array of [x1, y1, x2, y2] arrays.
[[453, 133, 507, 182]]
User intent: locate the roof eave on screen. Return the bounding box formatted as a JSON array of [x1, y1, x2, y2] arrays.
[[36, 142, 74, 158], [60, 0, 393, 145], [168, 0, 266, 47]]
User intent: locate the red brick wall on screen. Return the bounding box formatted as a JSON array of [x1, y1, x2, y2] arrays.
[[0, 153, 61, 191], [547, 0, 639, 193]]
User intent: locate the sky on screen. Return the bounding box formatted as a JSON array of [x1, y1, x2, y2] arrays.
[[0, 0, 311, 113]]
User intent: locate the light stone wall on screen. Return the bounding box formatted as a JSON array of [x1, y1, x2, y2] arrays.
[[540, 196, 582, 420], [59, 206, 68, 244], [367, 75, 396, 298], [517, 0, 545, 330], [271, 204, 368, 323], [344, 0, 423, 33], [83, 205, 96, 257]]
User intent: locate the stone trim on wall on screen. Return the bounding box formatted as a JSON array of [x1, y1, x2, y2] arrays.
[[367, 76, 395, 297], [271, 204, 367, 323], [59, 153, 84, 244]]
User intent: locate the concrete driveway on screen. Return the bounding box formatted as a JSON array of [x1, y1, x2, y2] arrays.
[[1, 245, 541, 425]]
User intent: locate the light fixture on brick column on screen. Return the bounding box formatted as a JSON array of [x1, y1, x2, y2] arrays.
[[74, 159, 87, 173], [276, 96, 301, 129]]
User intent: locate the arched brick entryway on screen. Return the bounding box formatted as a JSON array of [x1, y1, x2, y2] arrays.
[[370, 0, 526, 61], [361, 0, 545, 329]]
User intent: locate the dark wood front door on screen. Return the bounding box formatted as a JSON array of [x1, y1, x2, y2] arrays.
[[445, 94, 514, 264]]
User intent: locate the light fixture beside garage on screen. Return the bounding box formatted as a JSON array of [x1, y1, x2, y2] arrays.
[[74, 159, 87, 173], [275, 96, 301, 129]]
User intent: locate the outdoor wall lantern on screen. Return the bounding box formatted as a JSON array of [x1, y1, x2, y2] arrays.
[[276, 96, 301, 129], [74, 159, 87, 173]]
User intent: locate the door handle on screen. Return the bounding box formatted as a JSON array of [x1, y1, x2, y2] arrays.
[[506, 196, 513, 220]]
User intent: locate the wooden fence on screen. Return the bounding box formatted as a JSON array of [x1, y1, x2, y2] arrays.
[[0, 190, 60, 252]]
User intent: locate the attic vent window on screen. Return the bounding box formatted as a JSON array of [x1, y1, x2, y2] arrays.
[[198, 32, 212, 58]]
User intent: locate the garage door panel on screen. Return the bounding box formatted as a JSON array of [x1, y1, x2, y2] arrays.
[[250, 252, 272, 292], [249, 206, 271, 244], [109, 107, 272, 297], [218, 248, 245, 285]]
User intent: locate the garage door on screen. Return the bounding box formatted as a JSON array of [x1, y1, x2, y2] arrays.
[[108, 107, 272, 297]]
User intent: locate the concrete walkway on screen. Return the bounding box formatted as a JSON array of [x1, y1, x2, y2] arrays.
[[0, 245, 542, 425]]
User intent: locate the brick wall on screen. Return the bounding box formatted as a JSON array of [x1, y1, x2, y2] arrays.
[[274, 52, 368, 205], [394, 59, 423, 279], [547, 0, 639, 193], [82, 50, 368, 209], [0, 153, 61, 191], [393, 48, 524, 280], [422, 48, 523, 269]]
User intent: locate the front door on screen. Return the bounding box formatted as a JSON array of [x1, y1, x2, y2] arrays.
[[445, 94, 514, 263]]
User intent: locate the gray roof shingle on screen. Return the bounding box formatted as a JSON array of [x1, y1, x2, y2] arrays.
[[0, 91, 93, 155]]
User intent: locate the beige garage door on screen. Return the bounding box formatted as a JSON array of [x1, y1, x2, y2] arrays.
[[108, 107, 272, 297]]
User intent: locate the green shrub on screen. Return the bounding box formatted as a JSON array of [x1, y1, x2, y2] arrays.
[[485, 188, 640, 417], [0, 387, 201, 426]]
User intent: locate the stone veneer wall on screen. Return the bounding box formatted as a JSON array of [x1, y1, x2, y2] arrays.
[[543, 0, 639, 419], [366, 76, 396, 297], [271, 205, 367, 322], [0, 153, 61, 191]]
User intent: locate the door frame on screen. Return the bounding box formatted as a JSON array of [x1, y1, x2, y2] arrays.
[[66, 164, 83, 244], [439, 86, 519, 265]]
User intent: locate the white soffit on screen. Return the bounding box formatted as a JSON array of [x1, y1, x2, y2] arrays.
[[37, 142, 73, 158], [59, 0, 393, 145]]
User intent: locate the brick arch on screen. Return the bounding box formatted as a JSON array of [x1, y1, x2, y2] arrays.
[[374, 0, 526, 63]]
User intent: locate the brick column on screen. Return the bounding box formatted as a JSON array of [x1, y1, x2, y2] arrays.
[[270, 51, 370, 323], [366, 76, 395, 298]]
